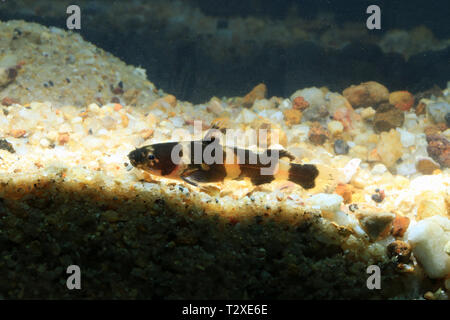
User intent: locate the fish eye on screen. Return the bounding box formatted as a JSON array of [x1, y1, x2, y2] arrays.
[[148, 154, 155, 160]]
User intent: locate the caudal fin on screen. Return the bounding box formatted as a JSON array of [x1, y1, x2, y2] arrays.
[[288, 163, 319, 189]]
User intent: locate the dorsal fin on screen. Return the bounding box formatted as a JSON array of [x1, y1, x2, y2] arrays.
[[203, 123, 227, 144]]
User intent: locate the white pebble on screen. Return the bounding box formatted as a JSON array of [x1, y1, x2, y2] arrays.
[[253, 99, 271, 111], [170, 117, 184, 128], [88, 103, 100, 112], [407, 216, 450, 279], [279, 99, 292, 110], [327, 120, 344, 136], [269, 111, 284, 122], [396, 160, 417, 176], [291, 87, 325, 107], [71, 116, 82, 124], [40, 138, 50, 148], [97, 129, 108, 136], [308, 193, 343, 215], [290, 125, 310, 143], [237, 109, 258, 123], [371, 163, 387, 175], [360, 107, 376, 120], [397, 128, 415, 148], [47, 131, 59, 141], [426, 102, 450, 123], [340, 158, 361, 183]]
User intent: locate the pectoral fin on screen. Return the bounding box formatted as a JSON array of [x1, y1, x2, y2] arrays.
[[181, 175, 199, 186], [180, 164, 228, 186]]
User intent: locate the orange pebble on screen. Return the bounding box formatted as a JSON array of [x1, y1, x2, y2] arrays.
[[79, 111, 88, 118], [140, 129, 154, 139], [392, 215, 410, 237], [292, 96, 309, 111], [58, 133, 70, 145], [121, 114, 129, 128], [334, 184, 352, 203], [283, 109, 302, 125], [9, 129, 27, 138]]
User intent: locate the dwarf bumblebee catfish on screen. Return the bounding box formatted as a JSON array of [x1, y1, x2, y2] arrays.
[[128, 127, 319, 189]]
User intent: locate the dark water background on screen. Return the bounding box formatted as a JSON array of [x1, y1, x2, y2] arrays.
[[1, 0, 449, 103]]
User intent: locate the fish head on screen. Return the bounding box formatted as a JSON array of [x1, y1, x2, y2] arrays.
[[128, 142, 181, 176], [128, 145, 159, 171]]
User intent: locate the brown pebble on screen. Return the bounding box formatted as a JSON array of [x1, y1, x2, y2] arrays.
[[415, 101, 427, 115], [424, 291, 436, 300], [436, 122, 448, 132], [308, 122, 329, 145], [426, 134, 450, 168], [123, 89, 140, 105], [0, 67, 18, 88], [356, 208, 395, 241], [424, 125, 442, 136], [110, 97, 120, 104], [391, 215, 410, 238], [1, 97, 18, 106], [242, 83, 266, 108], [112, 87, 124, 95], [387, 240, 412, 263], [95, 97, 105, 106], [389, 91, 414, 111], [7, 67, 18, 81], [343, 81, 389, 108], [414, 85, 443, 102], [373, 103, 405, 133], [416, 158, 440, 175]]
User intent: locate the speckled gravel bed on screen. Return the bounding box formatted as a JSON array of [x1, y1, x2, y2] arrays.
[[0, 20, 159, 108], [0, 176, 402, 299], [0, 20, 449, 299]]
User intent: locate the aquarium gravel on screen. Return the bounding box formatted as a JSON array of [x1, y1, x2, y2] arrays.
[[0, 20, 449, 299]]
